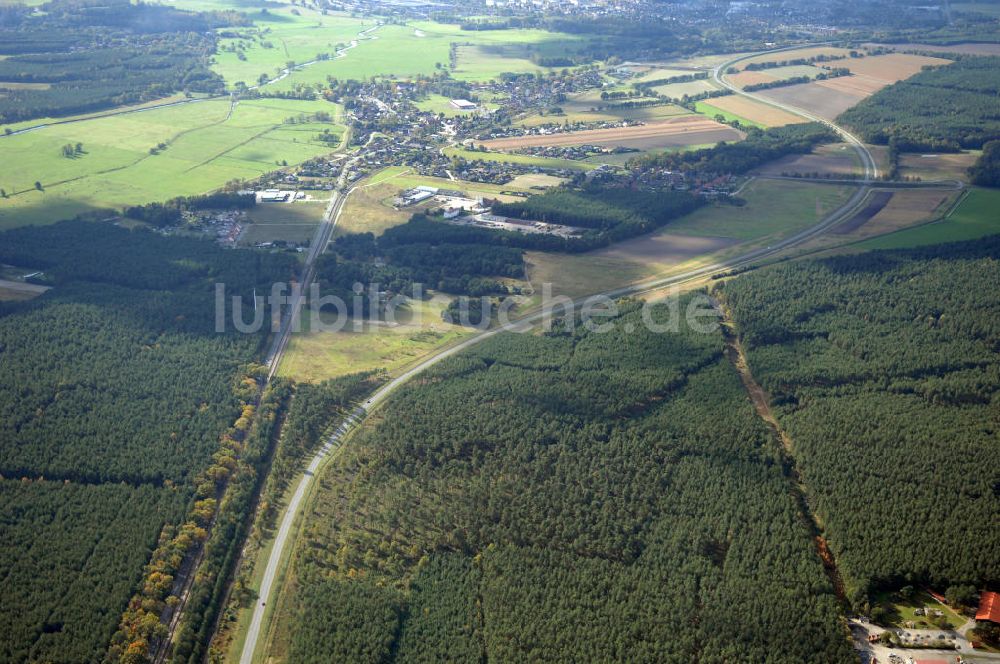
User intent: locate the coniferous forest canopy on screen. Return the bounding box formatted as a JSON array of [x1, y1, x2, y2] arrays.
[[279, 300, 853, 664], [0, 221, 291, 663], [717, 238, 1000, 605]]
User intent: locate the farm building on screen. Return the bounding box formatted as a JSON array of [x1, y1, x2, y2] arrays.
[[396, 185, 439, 206], [258, 189, 293, 203], [977, 591, 1000, 623], [450, 99, 478, 111]]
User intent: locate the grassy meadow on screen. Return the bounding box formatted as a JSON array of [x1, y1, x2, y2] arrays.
[[0, 98, 343, 228], [853, 188, 1000, 250]]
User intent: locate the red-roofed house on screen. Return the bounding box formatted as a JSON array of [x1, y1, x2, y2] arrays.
[[978, 590, 1000, 623]]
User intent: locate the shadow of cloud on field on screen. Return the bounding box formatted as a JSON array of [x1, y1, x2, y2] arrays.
[[0, 196, 113, 231]]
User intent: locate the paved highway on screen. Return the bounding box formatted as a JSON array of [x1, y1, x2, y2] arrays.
[[239, 46, 885, 664]]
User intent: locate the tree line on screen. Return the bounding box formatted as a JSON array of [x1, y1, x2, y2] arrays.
[[716, 236, 1000, 607]]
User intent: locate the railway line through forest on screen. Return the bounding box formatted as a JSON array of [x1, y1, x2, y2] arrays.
[[238, 45, 893, 664]]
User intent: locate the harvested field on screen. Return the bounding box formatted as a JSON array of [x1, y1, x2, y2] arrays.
[[0, 279, 49, 301], [506, 173, 567, 188], [703, 95, 806, 127], [899, 152, 978, 182], [652, 79, 718, 98], [757, 82, 866, 120], [859, 189, 951, 236], [739, 46, 854, 69], [480, 116, 743, 150], [727, 70, 777, 88], [754, 143, 859, 176], [816, 75, 887, 97], [840, 53, 951, 83], [866, 41, 1000, 56], [526, 233, 736, 298], [757, 53, 952, 119], [832, 191, 894, 234]]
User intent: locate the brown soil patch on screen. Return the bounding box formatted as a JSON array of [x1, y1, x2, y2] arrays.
[[758, 83, 866, 120], [728, 70, 777, 88], [754, 143, 858, 176], [832, 191, 894, 234], [0, 278, 49, 301], [899, 152, 978, 182], [705, 95, 806, 127], [847, 189, 951, 238], [479, 116, 744, 150], [526, 232, 736, 298], [841, 53, 951, 83], [815, 74, 887, 97]]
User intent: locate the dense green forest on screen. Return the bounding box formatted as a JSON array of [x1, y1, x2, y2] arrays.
[[0, 0, 235, 123], [628, 123, 837, 174], [0, 480, 187, 664], [839, 56, 1000, 151], [717, 238, 1000, 604], [278, 300, 853, 663], [0, 220, 290, 662], [969, 140, 1000, 187]]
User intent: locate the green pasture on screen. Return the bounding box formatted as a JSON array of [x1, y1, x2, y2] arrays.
[[694, 100, 764, 128], [668, 179, 853, 240], [854, 188, 1000, 250], [0, 98, 344, 228]]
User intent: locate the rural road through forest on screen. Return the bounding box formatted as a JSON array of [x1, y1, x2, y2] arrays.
[[238, 46, 885, 661]]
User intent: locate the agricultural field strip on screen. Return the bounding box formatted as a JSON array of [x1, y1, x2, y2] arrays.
[[239, 77, 884, 661], [713, 45, 879, 181], [0, 23, 374, 140], [479, 116, 741, 149]]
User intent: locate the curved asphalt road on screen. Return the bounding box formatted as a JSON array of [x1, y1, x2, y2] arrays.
[[239, 47, 883, 664]]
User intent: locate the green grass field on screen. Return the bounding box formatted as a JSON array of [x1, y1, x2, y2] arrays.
[[668, 179, 852, 240], [240, 199, 328, 245], [0, 98, 344, 228], [694, 100, 765, 128], [212, 9, 371, 87], [218, 10, 598, 92], [872, 590, 967, 630], [277, 295, 474, 382], [853, 187, 1000, 250]]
